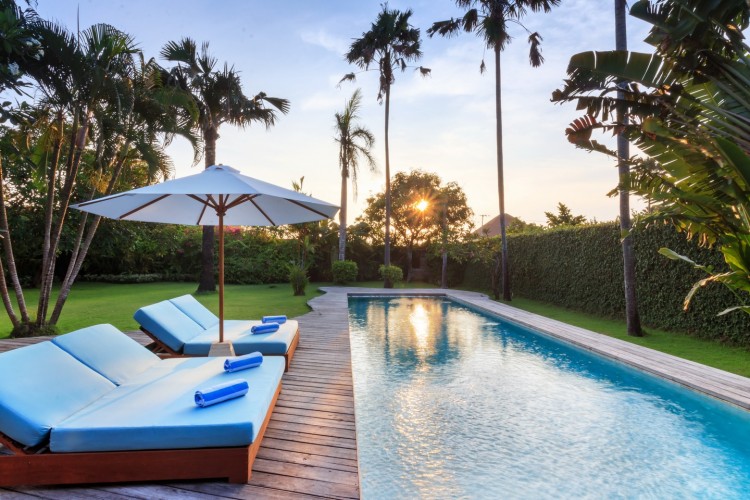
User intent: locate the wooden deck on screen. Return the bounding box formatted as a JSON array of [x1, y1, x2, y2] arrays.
[[0, 291, 359, 499]]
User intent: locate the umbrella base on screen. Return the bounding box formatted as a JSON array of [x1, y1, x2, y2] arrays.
[[208, 341, 236, 357]]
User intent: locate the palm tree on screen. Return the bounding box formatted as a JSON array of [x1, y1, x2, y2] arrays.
[[334, 89, 376, 261], [614, 0, 643, 336], [341, 5, 429, 288], [334, 89, 375, 260], [428, 0, 560, 300], [162, 38, 289, 292]]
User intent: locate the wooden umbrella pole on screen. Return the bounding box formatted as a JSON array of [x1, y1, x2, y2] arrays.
[[218, 210, 225, 343]]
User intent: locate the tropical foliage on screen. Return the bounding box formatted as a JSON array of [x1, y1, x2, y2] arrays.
[[428, 0, 560, 300], [551, 0, 750, 315], [0, 9, 198, 335], [341, 4, 430, 287]]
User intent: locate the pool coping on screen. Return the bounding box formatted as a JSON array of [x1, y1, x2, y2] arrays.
[[314, 287, 750, 411]]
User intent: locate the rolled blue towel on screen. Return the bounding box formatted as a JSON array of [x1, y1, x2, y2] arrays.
[[195, 379, 249, 408], [262, 315, 287, 324], [251, 322, 279, 334], [224, 351, 263, 372]]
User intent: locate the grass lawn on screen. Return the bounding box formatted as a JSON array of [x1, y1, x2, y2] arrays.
[[0, 282, 322, 338], [502, 296, 750, 378]]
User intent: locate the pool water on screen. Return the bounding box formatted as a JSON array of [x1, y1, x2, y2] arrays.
[[347, 296, 750, 499]]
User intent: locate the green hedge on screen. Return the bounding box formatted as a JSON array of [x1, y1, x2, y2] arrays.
[[462, 223, 750, 345]]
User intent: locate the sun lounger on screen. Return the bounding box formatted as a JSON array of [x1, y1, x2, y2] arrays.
[[0, 324, 284, 486], [133, 295, 299, 371]]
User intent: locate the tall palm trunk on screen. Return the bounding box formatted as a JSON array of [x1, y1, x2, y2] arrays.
[[338, 160, 348, 261], [50, 145, 132, 324], [495, 46, 511, 301], [383, 82, 393, 288], [615, 0, 642, 336], [38, 110, 91, 326], [40, 111, 65, 277], [0, 156, 24, 326], [198, 126, 218, 292]]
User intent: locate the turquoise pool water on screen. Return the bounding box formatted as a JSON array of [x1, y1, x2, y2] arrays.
[[347, 296, 750, 499]]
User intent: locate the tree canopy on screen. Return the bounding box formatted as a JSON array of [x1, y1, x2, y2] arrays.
[[545, 202, 587, 227]]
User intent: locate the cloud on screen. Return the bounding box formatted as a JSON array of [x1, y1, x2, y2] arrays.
[[300, 29, 349, 55]]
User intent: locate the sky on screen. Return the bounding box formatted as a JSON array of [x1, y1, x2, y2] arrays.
[[33, 0, 655, 228]]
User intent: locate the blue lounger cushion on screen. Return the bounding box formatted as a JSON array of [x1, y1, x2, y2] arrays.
[[0, 342, 115, 447], [50, 356, 285, 452], [52, 324, 160, 386], [183, 320, 298, 356], [134, 300, 204, 353], [169, 294, 219, 330]]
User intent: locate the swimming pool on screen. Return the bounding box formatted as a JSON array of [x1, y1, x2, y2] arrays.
[[347, 296, 750, 498]]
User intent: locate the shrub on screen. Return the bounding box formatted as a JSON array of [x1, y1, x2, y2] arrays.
[[289, 266, 309, 296], [11, 322, 58, 338], [379, 264, 403, 285], [332, 260, 358, 284], [460, 223, 750, 345]]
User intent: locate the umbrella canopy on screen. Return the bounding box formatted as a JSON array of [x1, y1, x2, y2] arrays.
[[73, 164, 339, 342]]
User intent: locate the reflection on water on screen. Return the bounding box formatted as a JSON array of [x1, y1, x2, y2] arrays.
[[348, 297, 750, 499]]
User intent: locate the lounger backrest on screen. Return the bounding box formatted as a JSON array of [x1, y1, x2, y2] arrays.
[[52, 324, 160, 386], [169, 294, 219, 329], [133, 300, 204, 353], [0, 342, 115, 448]]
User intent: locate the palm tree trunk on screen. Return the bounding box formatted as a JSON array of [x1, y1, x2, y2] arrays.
[[40, 111, 65, 281], [198, 127, 217, 293], [615, 0, 642, 336], [38, 110, 90, 326], [383, 83, 393, 288], [441, 201, 448, 288], [0, 156, 23, 326], [50, 145, 132, 325], [495, 46, 511, 301], [406, 246, 413, 282], [338, 163, 348, 261]]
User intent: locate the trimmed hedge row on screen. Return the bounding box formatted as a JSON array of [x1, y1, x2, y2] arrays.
[[462, 223, 750, 345]]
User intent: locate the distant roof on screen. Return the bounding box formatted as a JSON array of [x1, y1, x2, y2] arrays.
[[474, 214, 519, 237]]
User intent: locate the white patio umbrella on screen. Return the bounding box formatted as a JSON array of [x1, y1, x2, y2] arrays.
[[73, 164, 339, 343]]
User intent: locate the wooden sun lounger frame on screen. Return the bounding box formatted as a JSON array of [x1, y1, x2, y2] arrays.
[[140, 324, 300, 372], [0, 382, 281, 487]]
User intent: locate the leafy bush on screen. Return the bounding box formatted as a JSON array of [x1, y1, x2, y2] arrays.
[[80, 273, 163, 283], [11, 322, 59, 338], [289, 266, 309, 296], [80, 273, 195, 283], [460, 223, 750, 345], [332, 260, 358, 284], [379, 264, 403, 285]]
